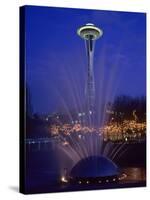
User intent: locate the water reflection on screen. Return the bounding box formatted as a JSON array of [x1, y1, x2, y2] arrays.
[[120, 168, 146, 183]]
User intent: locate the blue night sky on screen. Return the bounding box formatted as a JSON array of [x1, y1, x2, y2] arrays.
[[24, 6, 146, 114]]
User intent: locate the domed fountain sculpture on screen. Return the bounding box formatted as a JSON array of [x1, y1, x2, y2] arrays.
[[69, 156, 119, 184]]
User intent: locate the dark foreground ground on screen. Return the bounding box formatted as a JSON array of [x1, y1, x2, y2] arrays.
[[24, 141, 146, 194]]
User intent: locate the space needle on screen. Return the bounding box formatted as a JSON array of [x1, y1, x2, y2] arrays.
[[77, 23, 103, 122]]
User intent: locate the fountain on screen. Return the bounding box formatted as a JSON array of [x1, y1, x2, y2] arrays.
[[54, 24, 124, 184]]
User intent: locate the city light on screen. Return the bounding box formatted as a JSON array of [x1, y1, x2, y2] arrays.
[[61, 176, 68, 183], [49, 120, 146, 142]]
